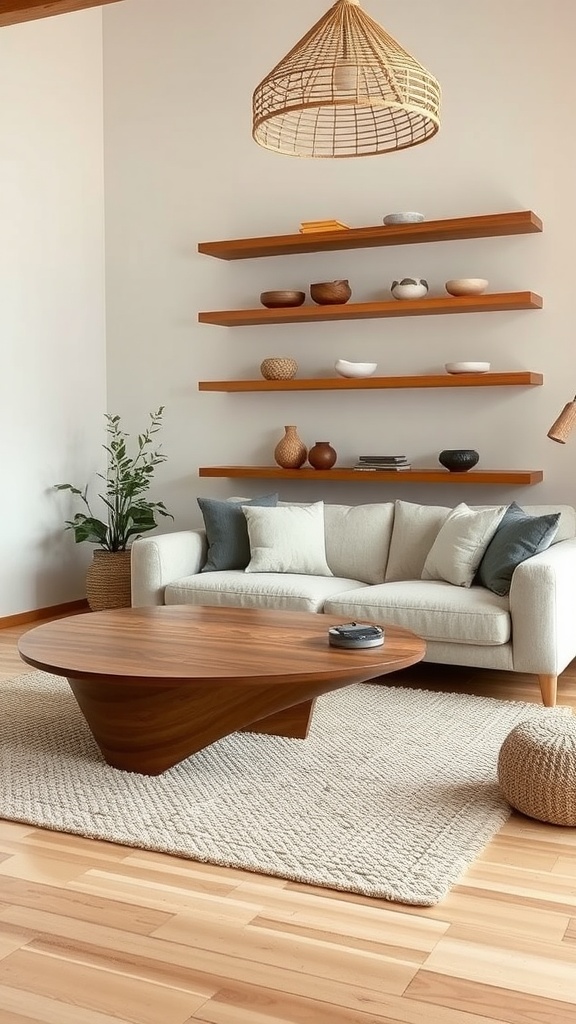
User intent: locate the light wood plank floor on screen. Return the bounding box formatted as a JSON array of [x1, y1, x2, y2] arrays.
[[1, 619, 576, 1023]]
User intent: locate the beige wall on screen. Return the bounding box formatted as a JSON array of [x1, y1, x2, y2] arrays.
[[102, 0, 576, 531], [3, 0, 576, 615], [0, 10, 106, 616]]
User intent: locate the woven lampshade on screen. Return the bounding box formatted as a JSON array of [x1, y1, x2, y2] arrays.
[[548, 397, 576, 443], [252, 0, 441, 159]]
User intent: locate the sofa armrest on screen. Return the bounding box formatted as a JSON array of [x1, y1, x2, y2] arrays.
[[509, 537, 576, 674], [131, 529, 208, 606]]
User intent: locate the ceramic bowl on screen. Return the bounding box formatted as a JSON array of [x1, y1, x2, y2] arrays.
[[445, 361, 491, 374], [438, 449, 480, 473], [445, 278, 489, 296], [383, 212, 425, 225], [335, 359, 377, 378], [260, 290, 306, 308], [310, 280, 352, 305]]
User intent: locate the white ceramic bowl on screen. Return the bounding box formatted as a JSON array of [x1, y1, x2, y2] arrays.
[[445, 278, 489, 296], [335, 359, 378, 378], [383, 212, 425, 225], [445, 361, 491, 374]]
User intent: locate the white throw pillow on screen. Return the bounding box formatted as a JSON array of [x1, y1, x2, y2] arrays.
[[323, 502, 395, 584], [243, 502, 333, 576], [421, 502, 508, 587], [385, 500, 452, 581]]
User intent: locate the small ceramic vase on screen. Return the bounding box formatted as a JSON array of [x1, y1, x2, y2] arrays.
[[391, 278, 429, 300], [308, 441, 337, 470], [274, 425, 307, 469], [438, 449, 480, 473]]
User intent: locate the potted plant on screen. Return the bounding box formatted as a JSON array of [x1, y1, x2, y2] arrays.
[[56, 406, 173, 610]]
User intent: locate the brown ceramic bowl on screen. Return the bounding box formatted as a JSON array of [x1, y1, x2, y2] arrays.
[[260, 290, 306, 309], [310, 280, 352, 305]]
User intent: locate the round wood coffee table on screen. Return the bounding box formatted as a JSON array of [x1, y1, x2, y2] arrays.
[[18, 606, 425, 775]]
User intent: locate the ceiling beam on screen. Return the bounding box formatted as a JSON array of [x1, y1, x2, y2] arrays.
[[0, 1, 123, 27]]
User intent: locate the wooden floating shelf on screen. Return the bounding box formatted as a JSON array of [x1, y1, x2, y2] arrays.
[[198, 211, 542, 261], [199, 467, 544, 486], [198, 372, 543, 393], [198, 293, 543, 328]]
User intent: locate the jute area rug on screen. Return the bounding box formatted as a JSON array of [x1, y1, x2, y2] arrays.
[[0, 671, 567, 906]]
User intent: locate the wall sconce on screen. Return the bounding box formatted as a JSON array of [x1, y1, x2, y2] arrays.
[[252, 0, 441, 159]]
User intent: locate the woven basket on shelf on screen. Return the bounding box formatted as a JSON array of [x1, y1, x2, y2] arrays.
[[85, 549, 132, 612], [497, 716, 576, 826], [260, 357, 298, 380]]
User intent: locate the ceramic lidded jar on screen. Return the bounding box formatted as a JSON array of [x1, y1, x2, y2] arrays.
[[274, 425, 307, 469], [308, 441, 337, 470], [390, 278, 428, 300]]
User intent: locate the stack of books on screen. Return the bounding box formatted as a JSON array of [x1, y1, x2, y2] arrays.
[[299, 219, 350, 234], [353, 455, 412, 471]]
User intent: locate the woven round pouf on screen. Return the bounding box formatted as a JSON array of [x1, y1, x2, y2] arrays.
[[497, 716, 576, 826]]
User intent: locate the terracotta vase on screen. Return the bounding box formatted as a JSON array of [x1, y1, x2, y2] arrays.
[[274, 425, 307, 469], [85, 549, 132, 611], [308, 441, 337, 470]]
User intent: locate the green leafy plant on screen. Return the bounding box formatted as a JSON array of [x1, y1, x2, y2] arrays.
[[55, 406, 173, 551]]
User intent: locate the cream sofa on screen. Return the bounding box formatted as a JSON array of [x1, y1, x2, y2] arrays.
[[131, 499, 576, 707]]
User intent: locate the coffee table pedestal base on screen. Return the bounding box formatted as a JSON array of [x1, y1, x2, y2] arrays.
[[67, 677, 361, 775]]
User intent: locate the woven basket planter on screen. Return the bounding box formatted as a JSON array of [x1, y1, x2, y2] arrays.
[[85, 549, 132, 611], [498, 717, 576, 826]]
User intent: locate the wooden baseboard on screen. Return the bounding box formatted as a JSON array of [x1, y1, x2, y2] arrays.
[[0, 599, 89, 630]]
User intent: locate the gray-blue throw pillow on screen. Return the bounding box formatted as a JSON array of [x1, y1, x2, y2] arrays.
[[475, 501, 560, 596], [198, 494, 278, 571]]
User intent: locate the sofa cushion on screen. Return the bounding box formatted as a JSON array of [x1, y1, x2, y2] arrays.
[[323, 501, 395, 584], [422, 503, 508, 587], [325, 580, 511, 646], [243, 501, 333, 576], [165, 571, 368, 614], [385, 500, 451, 581], [198, 493, 278, 571], [475, 501, 561, 596]]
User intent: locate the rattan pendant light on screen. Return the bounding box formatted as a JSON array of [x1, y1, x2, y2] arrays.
[[252, 0, 441, 158]]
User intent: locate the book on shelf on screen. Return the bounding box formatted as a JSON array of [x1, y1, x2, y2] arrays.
[[356, 459, 411, 467], [299, 219, 349, 233], [357, 455, 408, 463], [353, 463, 412, 471]]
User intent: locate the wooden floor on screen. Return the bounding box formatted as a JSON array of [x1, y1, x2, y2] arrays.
[[1, 621, 576, 1023]]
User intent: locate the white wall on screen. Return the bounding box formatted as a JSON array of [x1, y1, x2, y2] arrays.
[[102, 0, 576, 533], [0, 11, 106, 616]]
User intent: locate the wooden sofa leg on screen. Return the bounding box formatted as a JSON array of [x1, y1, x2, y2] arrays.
[[538, 674, 557, 707]]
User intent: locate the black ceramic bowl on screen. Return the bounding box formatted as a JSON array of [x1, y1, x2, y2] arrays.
[[438, 449, 479, 472]]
